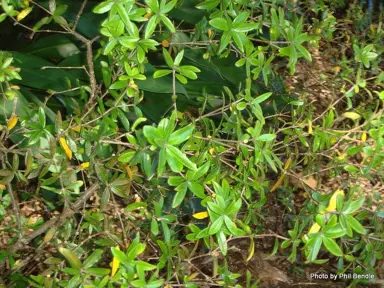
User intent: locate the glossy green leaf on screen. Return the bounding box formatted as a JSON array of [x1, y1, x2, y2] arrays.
[[323, 237, 343, 257], [209, 216, 223, 235], [345, 215, 366, 234], [166, 145, 197, 171], [172, 181, 188, 208]]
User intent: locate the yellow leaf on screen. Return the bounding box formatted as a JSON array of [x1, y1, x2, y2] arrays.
[[129, 80, 138, 91], [0, 184, 5, 190], [59, 137, 72, 160], [369, 24, 376, 33], [17, 7, 32, 21], [209, 148, 215, 155], [361, 133, 367, 142], [307, 120, 313, 134], [246, 237, 255, 262], [161, 40, 169, 48], [308, 222, 321, 235], [71, 125, 81, 132], [192, 211, 209, 220], [7, 115, 18, 130], [187, 273, 199, 281], [125, 165, 133, 180], [79, 162, 89, 170], [332, 66, 341, 74], [208, 29, 213, 38], [326, 189, 344, 212], [111, 246, 120, 277], [343, 111, 361, 121], [44, 227, 56, 243], [144, 13, 152, 19], [270, 173, 285, 192], [284, 158, 292, 170], [338, 153, 347, 160]]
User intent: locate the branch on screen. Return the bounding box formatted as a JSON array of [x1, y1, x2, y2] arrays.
[[0, 156, 21, 240], [9, 183, 99, 253], [73, 0, 88, 31]]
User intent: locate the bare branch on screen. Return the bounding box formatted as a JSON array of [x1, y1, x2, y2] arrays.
[[9, 183, 100, 253]]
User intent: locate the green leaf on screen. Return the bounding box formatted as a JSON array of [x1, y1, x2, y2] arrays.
[[174, 50, 184, 67], [258, 134, 276, 142], [38, 107, 46, 127], [151, 218, 159, 235], [209, 18, 229, 31], [160, 15, 175, 33], [295, 44, 312, 61], [83, 249, 103, 269], [217, 231, 227, 255], [119, 36, 140, 47], [324, 224, 345, 238], [131, 117, 147, 131], [145, 16, 157, 39], [103, 39, 118, 55], [125, 202, 147, 212], [168, 176, 184, 186], [172, 182, 188, 208], [191, 162, 210, 181], [179, 65, 200, 73], [175, 74, 187, 84], [196, 0, 219, 10], [162, 48, 174, 67], [233, 23, 258, 33], [224, 215, 238, 235], [109, 80, 127, 90], [161, 0, 177, 13], [59, 248, 83, 269], [169, 125, 194, 145], [233, 11, 249, 25], [155, 147, 165, 176], [323, 237, 343, 257], [86, 268, 110, 277], [308, 236, 322, 262], [231, 32, 244, 52], [111, 247, 129, 266], [226, 198, 242, 215], [146, 0, 159, 13], [134, 260, 156, 273], [188, 181, 205, 198], [345, 215, 366, 234], [207, 201, 225, 215], [116, 3, 136, 35], [343, 197, 365, 215], [143, 126, 162, 146], [126, 243, 146, 262], [253, 92, 272, 104], [209, 216, 223, 235], [93, 1, 114, 14], [153, 69, 173, 79], [118, 151, 136, 163], [166, 145, 197, 171]]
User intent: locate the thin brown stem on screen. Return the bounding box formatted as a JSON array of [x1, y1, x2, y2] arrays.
[[73, 0, 88, 31]]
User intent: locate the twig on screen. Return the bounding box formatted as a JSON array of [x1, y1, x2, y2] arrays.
[[73, 0, 88, 31], [9, 183, 99, 253], [41, 65, 89, 76], [0, 156, 21, 240]]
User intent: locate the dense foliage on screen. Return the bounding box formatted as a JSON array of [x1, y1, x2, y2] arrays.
[[0, 0, 383, 287]]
